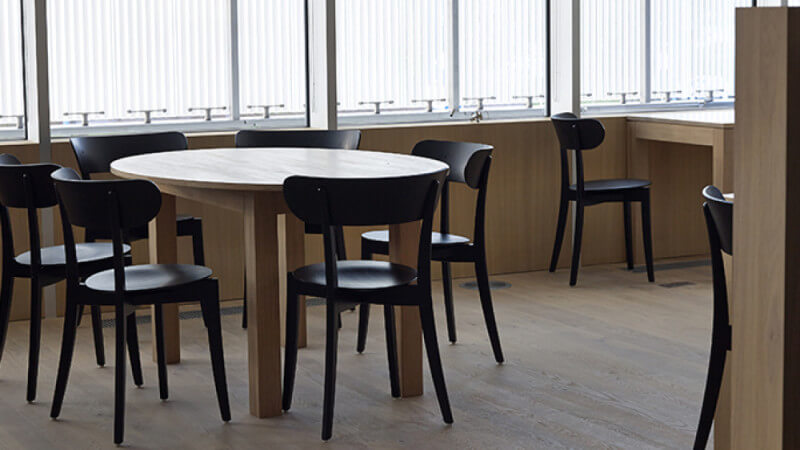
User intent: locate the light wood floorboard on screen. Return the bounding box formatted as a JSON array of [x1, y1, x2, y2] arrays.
[[0, 260, 712, 449]]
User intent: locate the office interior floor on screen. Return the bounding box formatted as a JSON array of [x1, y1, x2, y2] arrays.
[[0, 259, 713, 449]]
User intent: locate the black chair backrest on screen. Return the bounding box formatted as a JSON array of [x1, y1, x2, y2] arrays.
[[550, 112, 606, 151], [52, 167, 162, 233], [411, 140, 493, 240], [551, 112, 606, 195], [0, 154, 62, 267], [235, 129, 362, 150], [411, 140, 492, 189], [284, 170, 447, 289], [70, 132, 189, 179], [702, 185, 732, 256], [0, 154, 60, 209]]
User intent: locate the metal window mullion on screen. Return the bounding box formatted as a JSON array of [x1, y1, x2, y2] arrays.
[[448, 0, 460, 115], [640, 0, 651, 104], [230, 0, 241, 121], [21, 0, 56, 317]]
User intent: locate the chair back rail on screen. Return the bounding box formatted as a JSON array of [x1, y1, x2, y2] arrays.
[[70, 132, 188, 179], [235, 129, 362, 150]]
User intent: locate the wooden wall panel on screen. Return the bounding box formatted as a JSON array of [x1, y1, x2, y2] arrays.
[[1, 115, 696, 321]]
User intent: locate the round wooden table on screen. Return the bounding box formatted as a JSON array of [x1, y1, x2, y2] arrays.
[[111, 147, 449, 418]]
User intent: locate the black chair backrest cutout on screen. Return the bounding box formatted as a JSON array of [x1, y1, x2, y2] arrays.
[[235, 129, 362, 150], [702, 185, 733, 255], [70, 132, 188, 179]]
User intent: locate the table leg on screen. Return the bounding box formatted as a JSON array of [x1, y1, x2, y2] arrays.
[[712, 128, 734, 193], [148, 192, 180, 363], [389, 221, 423, 397], [244, 192, 282, 418], [282, 213, 307, 348]]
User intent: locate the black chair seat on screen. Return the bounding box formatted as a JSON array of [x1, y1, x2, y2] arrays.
[[294, 261, 417, 291], [15, 242, 131, 267], [361, 230, 471, 247], [569, 178, 651, 192], [85, 264, 212, 293]]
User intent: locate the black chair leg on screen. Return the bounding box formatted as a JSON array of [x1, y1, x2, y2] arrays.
[[694, 343, 727, 450], [334, 225, 347, 260], [550, 194, 569, 272], [441, 261, 457, 343], [126, 312, 143, 387], [0, 273, 13, 364], [90, 305, 106, 367], [114, 305, 128, 445], [191, 221, 205, 266], [282, 275, 299, 411], [383, 305, 400, 398], [419, 300, 453, 424], [355, 245, 372, 353], [569, 203, 585, 286], [242, 273, 247, 329], [76, 303, 84, 326], [641, 193, 655, 282], [154, 304, 169, 400], [201, 290, 231, 422], [475, 256, 504, 363], [322, 301, 340, 441], [623, 201, 634, 270], [50, 301, 79, 419], [27, 281, 42, 402], [356, 304, 370, 353]]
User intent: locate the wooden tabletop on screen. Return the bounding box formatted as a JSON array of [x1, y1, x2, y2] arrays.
[[110, 147, 450, 191], [626, 109, 734, 128]]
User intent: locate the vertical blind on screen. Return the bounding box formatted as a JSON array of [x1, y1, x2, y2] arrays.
[[238, 0, 306, 118], [336, 0, 450, 114], [0, 0, 24, 129], [459, 0, 547, 110], [650, 0, 751, 102], [46, 0, 306, 128], [581, 0, 641, 105], [47, 0, 232, 126], [582, 0, 752, 106]]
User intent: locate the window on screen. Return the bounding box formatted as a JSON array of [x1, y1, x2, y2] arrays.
[[238, 0, 306, 122], [581, 0, 641, 107], [459, 0, 548, 114], [336, 0, 450, 120], [0, 0, 25, 140], [46, 0, 306, 136], [581, 0, 751, 110]]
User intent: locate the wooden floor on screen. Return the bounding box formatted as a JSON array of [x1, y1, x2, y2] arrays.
[[0, 260, 713, 449]]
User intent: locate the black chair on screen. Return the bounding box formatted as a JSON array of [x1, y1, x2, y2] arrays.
[[281, 171, 452, 440], [549, 112, 655, 285], [49, 168, 230, 445], [235, 129, 362, 328], [694, 185, 732, 450], [0, 154, 124, 403], [70, 133, 205, 266], [358, 140, 504, 363]]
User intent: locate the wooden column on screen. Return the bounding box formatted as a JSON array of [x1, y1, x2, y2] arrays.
[[731, 7, 800, 448]]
